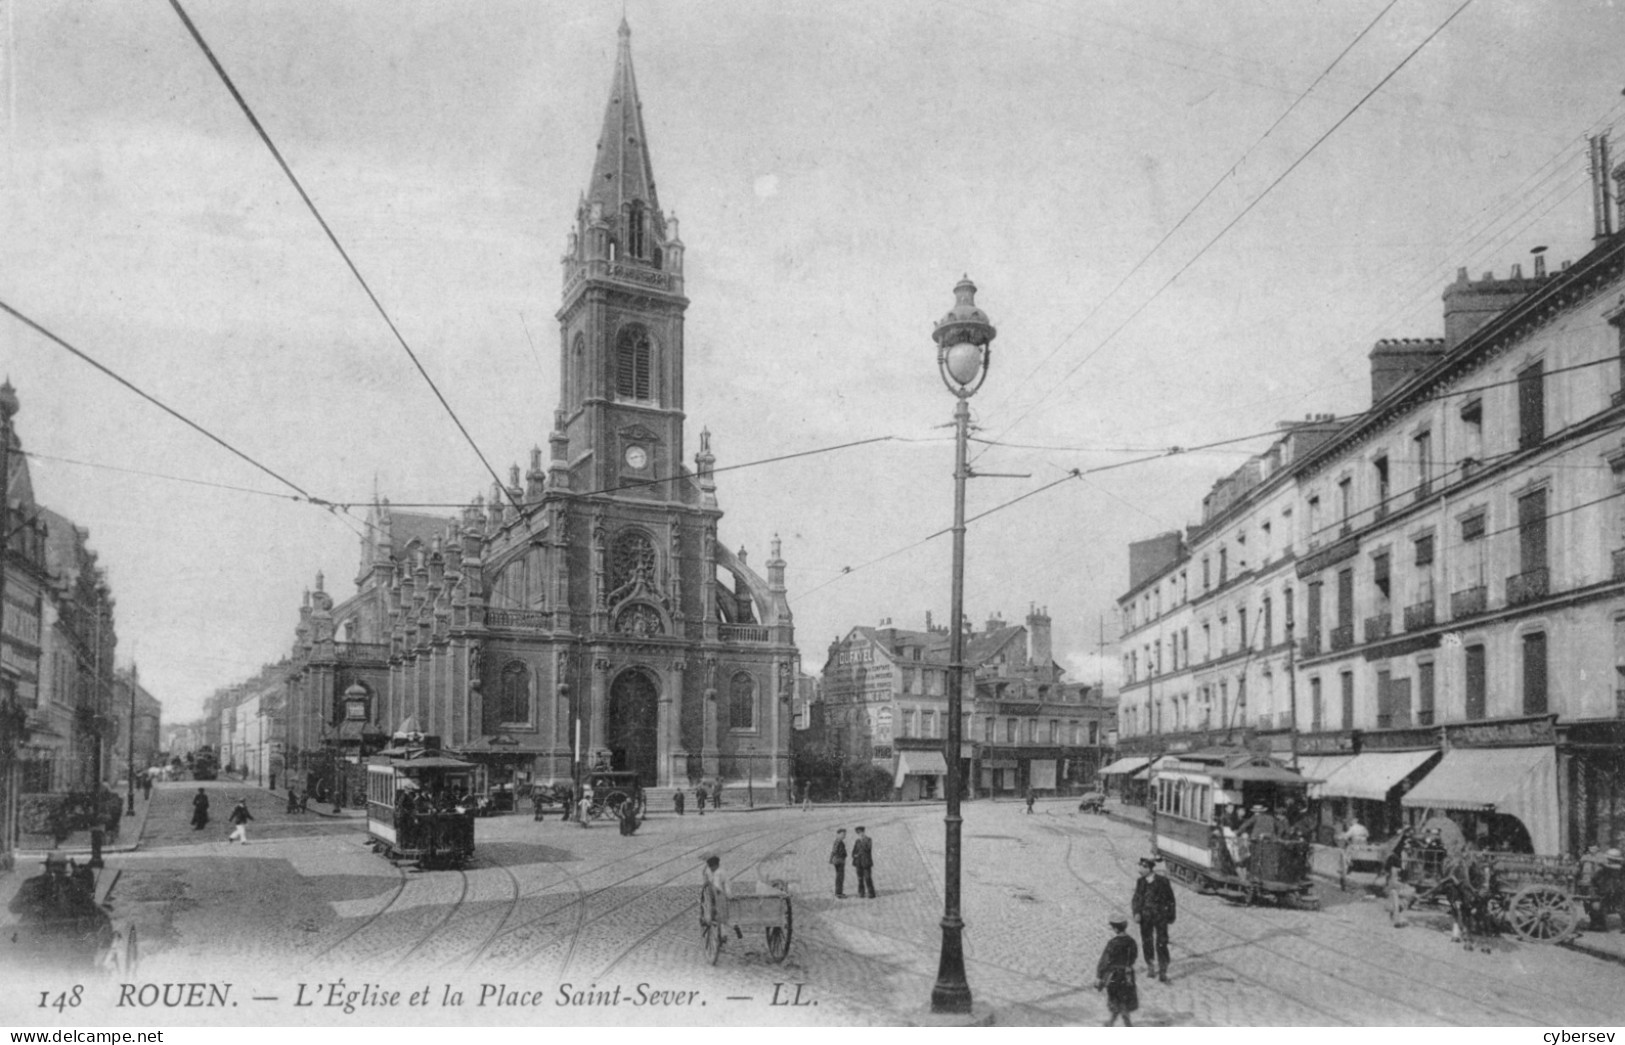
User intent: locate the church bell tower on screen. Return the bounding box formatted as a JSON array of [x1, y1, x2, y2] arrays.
[[554, 19, 688, 500]]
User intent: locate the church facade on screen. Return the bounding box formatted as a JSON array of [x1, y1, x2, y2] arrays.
[[279, 21, 796, 801]]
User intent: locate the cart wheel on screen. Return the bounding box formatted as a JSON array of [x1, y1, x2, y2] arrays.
[[766, 897, 794, 963], [1506, 883, 1581, 943], [703, 922, 722, 965]]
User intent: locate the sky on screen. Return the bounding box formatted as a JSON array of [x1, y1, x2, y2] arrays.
[[4, 0, 1622, 723]]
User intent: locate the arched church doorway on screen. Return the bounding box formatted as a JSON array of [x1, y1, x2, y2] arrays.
[[608, 668, 660, 786]]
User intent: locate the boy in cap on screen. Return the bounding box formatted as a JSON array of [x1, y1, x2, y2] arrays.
[[1095, 913, 1139, 1026]]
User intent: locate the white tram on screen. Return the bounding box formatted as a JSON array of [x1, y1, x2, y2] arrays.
[[365, 734, 477, 868], [1150, 751, 1320, 908]]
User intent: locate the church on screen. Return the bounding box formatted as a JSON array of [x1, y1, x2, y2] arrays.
[[277, 21, 798, 804]]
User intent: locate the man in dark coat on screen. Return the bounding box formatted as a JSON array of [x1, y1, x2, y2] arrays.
[[190, 788, 210, 830], [829, 828, 848, 898], [852, 826, 876, 898], [1095, 913, 1139, 1026], [1131, 856, 1176, 982]]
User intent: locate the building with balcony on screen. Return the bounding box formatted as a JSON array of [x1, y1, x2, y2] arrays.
[[821, 608, 1110, 799], [1119, 145, 1625, 855], [273, 23, 797, 805]]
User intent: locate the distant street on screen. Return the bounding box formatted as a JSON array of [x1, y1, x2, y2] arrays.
[[2, 781, 1616, 1027]]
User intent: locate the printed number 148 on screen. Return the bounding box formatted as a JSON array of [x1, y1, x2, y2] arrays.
[[39, 986, 83, 1011]]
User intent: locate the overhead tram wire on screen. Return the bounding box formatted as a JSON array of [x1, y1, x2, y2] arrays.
[[977, 0, 1403, 429], [165, 0, 520, 515], [976, 0, 1478, 459], [20, 449, 301, 502], [0, 298, 328, 508]]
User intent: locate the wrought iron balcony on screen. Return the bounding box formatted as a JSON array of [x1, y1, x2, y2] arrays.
[[1416, 709, 1435, 726], [1299, 633, 1322, 658], [1450, 585, 1487, 619], [1614, 548, 1625, 581], [1403, 600, 1436, 632], [1363, 613, 1392, 643], [1329, 623, 1355, 652], [1506, 567, 1550, 607]]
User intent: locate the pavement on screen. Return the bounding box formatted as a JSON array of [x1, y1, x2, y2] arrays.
[[3, 789, 1623, 1027]]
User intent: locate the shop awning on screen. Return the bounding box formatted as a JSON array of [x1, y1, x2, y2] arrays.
[[1321, 750, 1438, 801], [895, 749, 949, 786], [1098, 756, 1150, 776], [1402, 746, 1559, 855], [1294, 755, 1356, 798], [1030, 759, 1057, 790]]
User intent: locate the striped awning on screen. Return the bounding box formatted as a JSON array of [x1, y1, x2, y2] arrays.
[[895, 749, 948, 787], [1321, 749, 1438, 801], [1402, 746, 1559, 855], [1294, 755, 1356, 798]]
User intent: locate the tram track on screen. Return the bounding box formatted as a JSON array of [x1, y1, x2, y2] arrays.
[[1062, 810, 1612, 1025], [585, 813, 909, 984]]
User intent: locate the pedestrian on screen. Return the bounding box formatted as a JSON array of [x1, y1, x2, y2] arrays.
[[1095, 913, 1139, 1026], [190, 787, 210, 830], [701, 854, 734, 932], [140, 774, 152, 801], [800, 782, 812, 812], [286, 787, 299, 814], [674, 789, 685, 816], [577, 785, 593, 827], [561, 783, 574, 822], [618, 800, 640, 836], [696, 784, 708, 816], [1131, 856, 1175, 983], [712, 783, 723, 809], [1025, 787, 1035, 815], [852, 825, 876, 898], [227, 798, 253, 844], [269, 771, 278, 792], [829, 827, 848, 898], [1384, 829, 1416, 927]]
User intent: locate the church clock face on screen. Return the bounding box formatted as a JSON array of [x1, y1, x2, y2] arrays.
[[624, 445, 648, 470]]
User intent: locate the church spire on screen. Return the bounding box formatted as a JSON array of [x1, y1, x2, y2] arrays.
[[587, 19, 660, 224]]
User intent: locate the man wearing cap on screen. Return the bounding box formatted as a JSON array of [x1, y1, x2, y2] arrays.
[[829, 828, 848, 898], [852, 826, 876, 898], [1094, 913, 1139, 1026], [1237, 803, 1280, 840], [1131, 856, 1176, 983]]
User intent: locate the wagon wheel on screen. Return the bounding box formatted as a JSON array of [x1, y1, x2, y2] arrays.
[[703, 921, 723, 965], [766, 897, 793, 963], [1505, 883, 1581, 943]]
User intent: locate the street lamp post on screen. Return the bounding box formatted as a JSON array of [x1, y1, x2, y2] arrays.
[[125, 661, 136, 816], [930, 276, 995, 1015]]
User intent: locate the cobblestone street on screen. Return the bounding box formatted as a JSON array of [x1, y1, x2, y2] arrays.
[[4, 784, 1622, 1027]]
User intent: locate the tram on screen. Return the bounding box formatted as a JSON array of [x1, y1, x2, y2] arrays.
[[365, 733, 477, 868], [1149, 751, 1320, 908]]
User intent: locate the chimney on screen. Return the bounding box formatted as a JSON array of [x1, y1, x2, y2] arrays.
[[1026, 604, 1053, 670], [1441, 265, 1542, 350], [1532, 245, 1547, 279], [1369, 338, 1446, 404], [1593, 133, 1615, 241]]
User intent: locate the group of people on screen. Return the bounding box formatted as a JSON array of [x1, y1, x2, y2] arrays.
[[187, 789, 253, 844], [1094, 855, 1177, 1027], [827, 826, 876, 899]]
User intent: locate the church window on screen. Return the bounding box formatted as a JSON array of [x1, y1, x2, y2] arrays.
[[498, 661, 530, 726], [628, 201, 647, 259], [610, 528, 657, 592], [571, 333, 586, 407], [729, 671, 757, 730], [616, 327, 653, 400]]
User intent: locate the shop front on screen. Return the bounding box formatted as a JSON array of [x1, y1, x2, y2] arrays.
[[1097, 755, 1150, 800], [895, 748, 947, 801], [1401, 744, 1559, 855]]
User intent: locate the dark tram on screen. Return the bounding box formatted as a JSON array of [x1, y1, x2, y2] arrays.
[[366, 732, 477, 868], [1149, 750, 1320, 908]]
